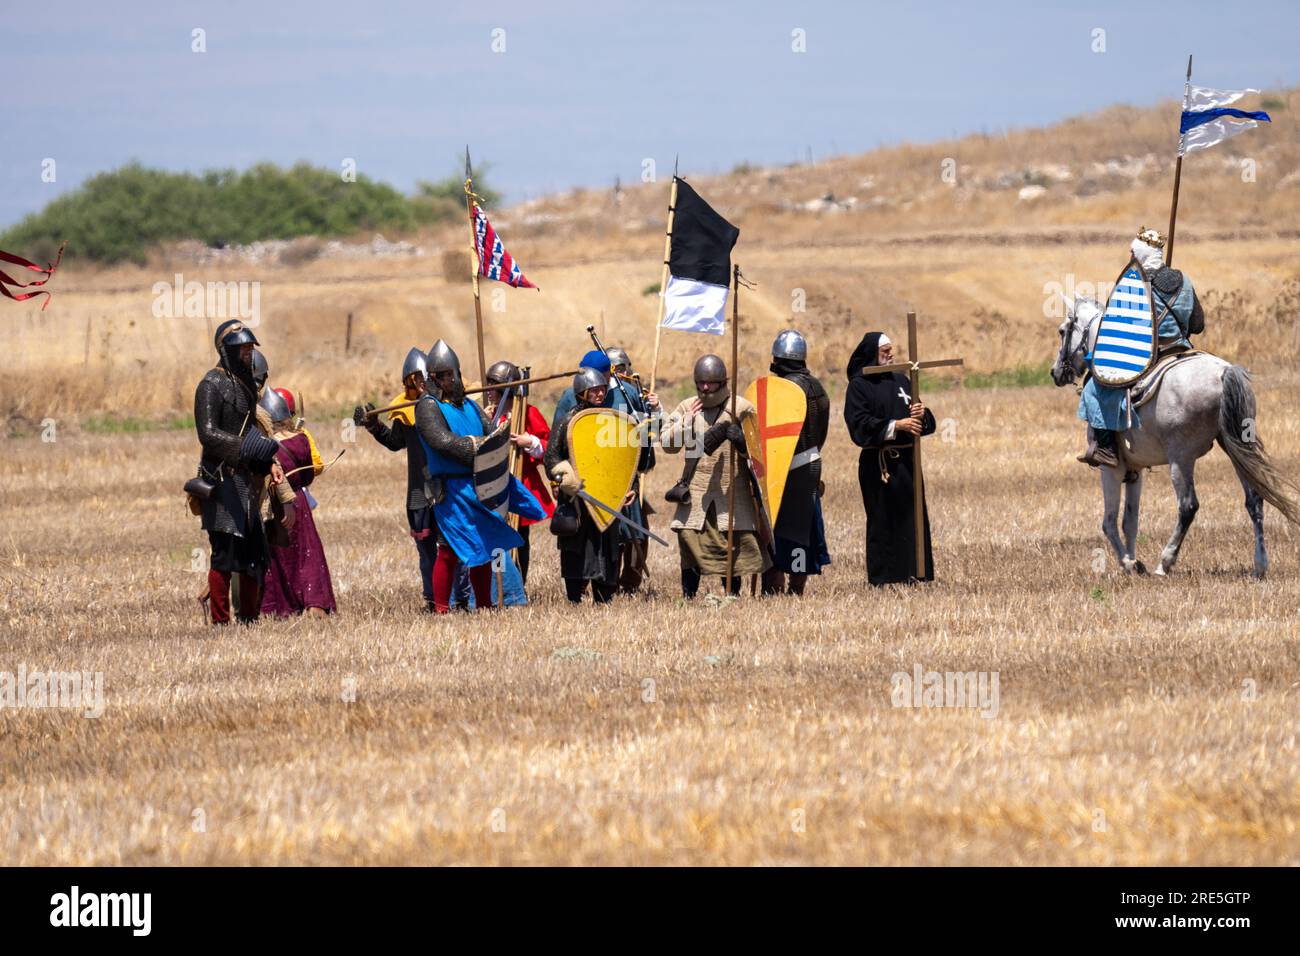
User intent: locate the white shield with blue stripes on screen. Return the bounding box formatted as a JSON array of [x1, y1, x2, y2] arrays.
[[473, 427, 513, 519], [1091, 257, 1158, 387]]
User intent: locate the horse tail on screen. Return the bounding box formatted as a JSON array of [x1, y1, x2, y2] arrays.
[[1218, 365, 1300, 525]]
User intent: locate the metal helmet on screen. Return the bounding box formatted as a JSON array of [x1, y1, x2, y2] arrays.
[[250, 349, 269, 390], [486, 360, 521, 384], [426, 339, 460, 376], [402, 347, 428, 382], [693, 354, 728, 385], [259, 384, 292, 423], [606, 347, 631, 372], [772, 329, 807, 362], [215, 320, 259, 351], [573, 366, 608, 396]]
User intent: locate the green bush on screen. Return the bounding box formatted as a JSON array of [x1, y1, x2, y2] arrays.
[[1, 160, 497, 265]]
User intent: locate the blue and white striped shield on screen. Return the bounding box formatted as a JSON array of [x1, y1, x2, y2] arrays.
[[473, 426, 512, 519], [1091, 258, 1158, 386]]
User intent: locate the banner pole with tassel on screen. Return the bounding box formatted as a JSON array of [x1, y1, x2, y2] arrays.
[[464, 146, 488, 385]]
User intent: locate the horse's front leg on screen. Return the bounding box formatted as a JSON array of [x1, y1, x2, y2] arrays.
[[1100, 469, 1136, 572], [1122, 471, 1146, 575], [1155, 455, 1199, 575]]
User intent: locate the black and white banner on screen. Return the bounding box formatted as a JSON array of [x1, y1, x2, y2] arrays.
[[661, 178, 740, 335]]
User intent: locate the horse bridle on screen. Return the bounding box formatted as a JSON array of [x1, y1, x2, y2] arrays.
[[1056, 302, 1090, 383]]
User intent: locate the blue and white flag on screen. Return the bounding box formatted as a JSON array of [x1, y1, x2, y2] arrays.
[[1179, 84, 1271, 155]]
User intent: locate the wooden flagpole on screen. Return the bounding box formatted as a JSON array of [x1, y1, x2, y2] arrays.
[[1165, 55, 1193, 268], [724, 263, 740, 592], [464, 146, 488, 385], [647, 173, 679, 391]]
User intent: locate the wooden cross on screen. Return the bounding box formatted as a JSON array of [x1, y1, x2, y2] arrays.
[[862, 311, 964, 577]]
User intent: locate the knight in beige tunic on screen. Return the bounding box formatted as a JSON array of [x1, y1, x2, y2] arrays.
[[659, 354, 770, 595]]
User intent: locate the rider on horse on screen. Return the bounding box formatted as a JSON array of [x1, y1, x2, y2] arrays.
[[1077, 226, 1206, 468]]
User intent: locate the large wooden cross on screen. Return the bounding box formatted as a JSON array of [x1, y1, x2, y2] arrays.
[[862, 311, 964, 577]]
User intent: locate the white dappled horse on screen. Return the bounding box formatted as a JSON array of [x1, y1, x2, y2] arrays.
[[1051, 295, 1298, 577]]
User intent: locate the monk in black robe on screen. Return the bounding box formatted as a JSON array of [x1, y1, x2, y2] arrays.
[[843, 332, 936, 585]]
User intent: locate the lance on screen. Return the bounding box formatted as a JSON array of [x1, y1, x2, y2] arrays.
[[1165, 55, 1193, 267], [364, 369, 579, 418]]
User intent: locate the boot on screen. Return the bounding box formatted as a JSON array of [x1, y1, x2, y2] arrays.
[[1077, 427, 1120, 468]]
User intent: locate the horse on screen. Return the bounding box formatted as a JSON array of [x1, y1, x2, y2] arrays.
[[1050, 294, 1299, 577]]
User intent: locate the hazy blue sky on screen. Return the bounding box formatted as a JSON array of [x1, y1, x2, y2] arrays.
[[2, 0, 1297, 228]]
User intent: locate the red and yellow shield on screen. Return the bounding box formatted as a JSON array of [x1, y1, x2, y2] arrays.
[[741, 376, 806, 526]]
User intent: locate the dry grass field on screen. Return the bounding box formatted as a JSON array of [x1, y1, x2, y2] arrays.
[[1, 375, 1297, 866], [1, 93, 1298, 865]]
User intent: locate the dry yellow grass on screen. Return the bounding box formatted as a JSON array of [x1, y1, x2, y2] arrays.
[[1, 376, 1297, 865]]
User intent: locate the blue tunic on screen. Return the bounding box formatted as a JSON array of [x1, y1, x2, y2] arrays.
[[1079, 273, 1197, 431], [419, 398, 545, 567], [1078, 378, 1134, 431]]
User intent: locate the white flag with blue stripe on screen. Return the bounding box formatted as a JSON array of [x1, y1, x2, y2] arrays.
[[1091, 259, 1157, 386], [1179, 84, 1271, 155]]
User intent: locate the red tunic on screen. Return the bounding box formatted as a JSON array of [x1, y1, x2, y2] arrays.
[[518, 404, 554, 525]]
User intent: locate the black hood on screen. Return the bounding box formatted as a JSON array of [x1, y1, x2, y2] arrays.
[[770, 356, 807, 377], [846, 332, 884, 381]]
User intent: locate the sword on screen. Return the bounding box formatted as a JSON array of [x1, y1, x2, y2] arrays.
[[573, 487, 669, 546]]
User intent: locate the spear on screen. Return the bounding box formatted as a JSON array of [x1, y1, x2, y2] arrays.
[[363, 369, 579, 418], [1165, 55, 1193, 267]]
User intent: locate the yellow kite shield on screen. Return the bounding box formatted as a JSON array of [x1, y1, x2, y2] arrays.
[[742, 376, 806, 527], [567, 408, 641, 532]]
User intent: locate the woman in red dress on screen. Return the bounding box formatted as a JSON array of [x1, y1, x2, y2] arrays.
[[260, 387, 337, 618]]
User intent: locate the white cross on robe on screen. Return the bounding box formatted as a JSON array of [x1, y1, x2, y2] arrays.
[[897, 385, 911, 405]]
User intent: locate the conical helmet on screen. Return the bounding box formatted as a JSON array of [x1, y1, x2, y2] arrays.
[[426, 339, 460, 376], [402, 347, 428, 382]]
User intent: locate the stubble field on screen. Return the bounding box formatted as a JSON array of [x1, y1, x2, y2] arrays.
[[2, 372, 1297, 865]]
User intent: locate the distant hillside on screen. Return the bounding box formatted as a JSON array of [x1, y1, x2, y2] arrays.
[[3, 90, 1298, 430]]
